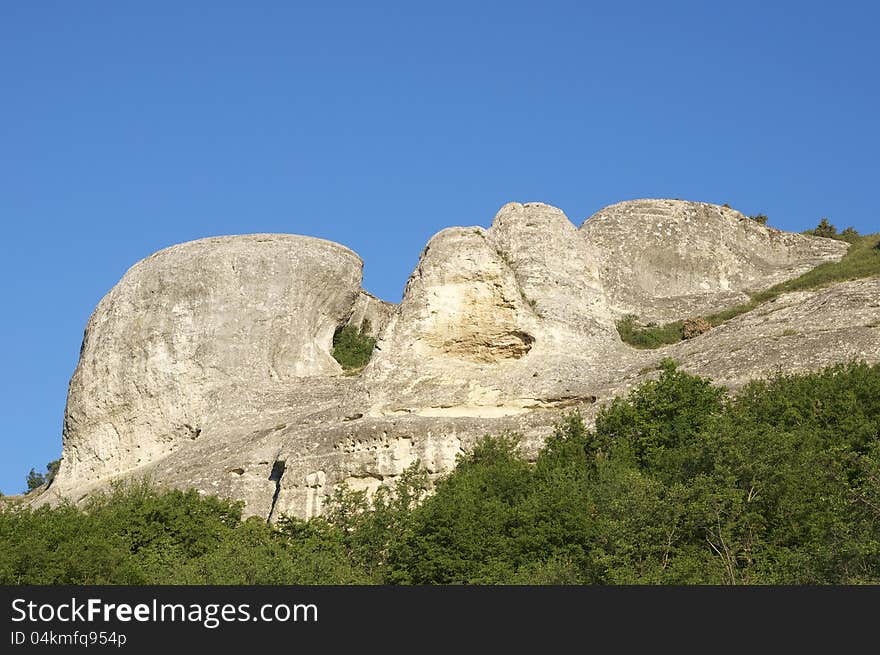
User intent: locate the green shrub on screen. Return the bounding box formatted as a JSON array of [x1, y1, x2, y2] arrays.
[[618, 231, 880, 349], [0, 479, 372, 585], [812, 217, 837, 239], [331, 321, 376, 371], [590, 359, 725, 478], [616, 315, 684, 349], [4, 362, 880, 584], [25, 469, 45, 492], [25, 459, 62, 493], [385, 361, 880, 584], [839, 226, 860, 243]]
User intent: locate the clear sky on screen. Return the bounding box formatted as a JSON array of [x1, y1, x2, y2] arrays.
[[2, 1, 878, 494]]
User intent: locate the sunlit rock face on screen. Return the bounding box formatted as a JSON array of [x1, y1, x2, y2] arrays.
[[57, 234, 366, 492], [363, 202, 623, 418], [43, 200, 877, 520], [580, 199, 848, 322]]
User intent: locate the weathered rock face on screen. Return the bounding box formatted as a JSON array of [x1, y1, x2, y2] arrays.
[[43, 199, 879, 520], [56, 234, 365, 495], [344, 291, 395, 338], [580, 199, 848, 322], [665, 278, 880, 388], [487, 202, 611, 339], [364, 203, 624, 417]]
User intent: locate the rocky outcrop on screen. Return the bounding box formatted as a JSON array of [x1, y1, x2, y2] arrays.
[[344, 291, 395, 338], [665, 277, 880, 388], [580, 199, 848, 322], [41, 199, 878, 520], [55, 234, 366, 496], [363, 203, 625, 417]]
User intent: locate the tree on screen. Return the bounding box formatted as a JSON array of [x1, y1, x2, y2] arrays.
[[5, 363, 880, 585], [590, 358, 725, 479], [24, 459, 61, 493], [749, 214, 768, 225], [839, 226, 859, 242], [46, 460, 60, 483], [384, 434, 533, 584], [25, 469, 46, 492], [813, 218, 837, 238]]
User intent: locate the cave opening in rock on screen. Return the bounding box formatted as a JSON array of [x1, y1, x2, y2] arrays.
[[267, 459, 287, 524], [269, 460, 286, 482]]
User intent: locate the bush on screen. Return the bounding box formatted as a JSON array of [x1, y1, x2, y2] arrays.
[[590, 359, 725, 478], [0, 480, 373, 585], [839, 227, 860, 243], [5, 363, 880, 585], [618, 230, 879, 349], [331, 321, 376, 371], [386, 361, 880, 584], [24, 459, 61, 493], [25, 469, 45, 492], [812, 218, 837, 239], [616, 315, 684, 349], [682, 317, 711, 339]]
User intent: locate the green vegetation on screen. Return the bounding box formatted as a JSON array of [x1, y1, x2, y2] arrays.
[[749, 213, 768, 225], [840, 226, 860, 243], [0, 481, 370, 584], [331, 321, 376, 371], [5, 361, 879, 584], [809, 217, 839, 239], [755, 232, 880, 297], [25, 459, 60, 492], [802, 218, 861, 243], [25, 470, 44, 492], [617, 315, 683, 349], [618, 230, 880, 348]]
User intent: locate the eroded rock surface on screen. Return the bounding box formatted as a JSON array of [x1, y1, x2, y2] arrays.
[[56, 234, 365, 496], [666, 278, 880, 388], [364, 203, 624, 417], [41, 200, 878, 520], [580, 199, 848, 322], [345, 290, 395, 337]]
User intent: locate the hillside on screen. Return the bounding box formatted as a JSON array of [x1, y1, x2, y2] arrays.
[[7, 361, 880, 584], [33, 199, 880, 521]]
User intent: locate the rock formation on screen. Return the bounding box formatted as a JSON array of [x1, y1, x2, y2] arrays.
[[55, 235, 387, 497], [364, 202, 622, 417], [580, 199, 848, 322], [40, 199, 879, 520]]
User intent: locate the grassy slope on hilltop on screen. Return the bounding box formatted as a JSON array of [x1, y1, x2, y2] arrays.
[[619, 232, 880, 348]]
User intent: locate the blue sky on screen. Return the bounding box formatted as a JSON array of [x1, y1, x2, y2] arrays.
[[1, 1, 878, 494]]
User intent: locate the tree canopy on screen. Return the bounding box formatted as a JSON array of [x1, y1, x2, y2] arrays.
[[4, 361, 879, 584]]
